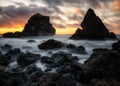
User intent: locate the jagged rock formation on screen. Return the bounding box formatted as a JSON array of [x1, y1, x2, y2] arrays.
[[70, 8, 116, 40], [2, 13, 55, 37]]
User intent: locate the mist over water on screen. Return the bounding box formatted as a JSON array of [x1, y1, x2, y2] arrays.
[[0, 34, 119, 70]]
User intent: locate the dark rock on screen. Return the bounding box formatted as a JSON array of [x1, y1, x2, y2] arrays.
[[38, 39, 64, 50], [2, 13, 55, 37], [90, 78, 120, 86], [1, 44, 12, 52], [57, 73, 77, 86], [37, 73, 60, 86], [0, 71, 11, 86], [112, 40, 120, 52], [27, 40, 36, 43], [71, 46, 87, 54], [0, 71, 31, 86], [31, 70, 44, 82], [70, 8, 116, 40], [83, 50, 120, 84], [0, 54, 11, 66], [41, 56, 52, 64], [25, 64, 41, 74], [10, 72, 31, 86], [22, 13, 55, 36], [66, 44, 76, 49], [6, 48, 21, 57], [17, 52, 41, 66], [48, 52, 75, 68], [2, 32, 16, 38]]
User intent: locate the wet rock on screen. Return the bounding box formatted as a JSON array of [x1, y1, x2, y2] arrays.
[[27, 40, 36, 43], [66, 44, 76, 49], [41, 56, 52, 64], [17, 52, 41, 66], [48, 52, 76, 68], [1, 44, 12, 52], [57, 73, 78, 86], [70, 8, 116, 40], [6, 48, 21, 57], [37, 73, 60, 86], [38, 39, 64, 50], [84, 50, 120, 83], [112, 40, 120, 52], [0, 54, 11, 66], [0, 71, 31, 86], [90, 78, 120, 86], [31, 70, 44, 82], [22, 13, 55, 36], [71, 46, 87, 54], [10, 72, 31, 86], [25, 64, 40, 74]]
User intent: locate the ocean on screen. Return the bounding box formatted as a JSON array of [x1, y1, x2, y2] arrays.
[[0, 34, 120, 71]]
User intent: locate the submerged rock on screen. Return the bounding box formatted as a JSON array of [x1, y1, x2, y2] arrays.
[[38, 39, 64, 50], [27, 40, 36, 43], [70, 8, 116, 40]]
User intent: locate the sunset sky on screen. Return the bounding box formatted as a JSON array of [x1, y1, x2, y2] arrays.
[[0, 0, 120, 34]]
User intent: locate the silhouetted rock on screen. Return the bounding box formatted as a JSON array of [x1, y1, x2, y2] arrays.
[[22, 13, 55, 36], [2, 13, 55, 37], [38, 39, 64, 50], [70, 8, 116, 40]]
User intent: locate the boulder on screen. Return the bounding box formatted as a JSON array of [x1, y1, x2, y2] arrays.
[[38, 39, 64, 50], [70, 8, 116, 40], [0, 54, 11, 66], [0, 71, 31, 86], [6, 48, 21, 57], [70, 46, 87, 54], [83, 50, 120, 83], [66, 44, 76, 49], [17, 52, 41, 66]]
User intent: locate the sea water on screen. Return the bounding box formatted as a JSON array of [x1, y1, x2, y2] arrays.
[[0, 34, 119, 70]]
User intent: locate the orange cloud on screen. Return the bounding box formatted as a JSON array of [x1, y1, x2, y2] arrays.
[[112, 0, 120, 11]]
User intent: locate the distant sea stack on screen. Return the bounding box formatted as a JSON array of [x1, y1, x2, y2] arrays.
[[2, 13, 55, 38], [70, 8, 116, 40]]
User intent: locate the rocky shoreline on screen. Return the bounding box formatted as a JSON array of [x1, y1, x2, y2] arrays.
[[0, 39, 120, 86]]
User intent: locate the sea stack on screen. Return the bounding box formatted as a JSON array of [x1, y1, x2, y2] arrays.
[[22, 13, 55, 36], [2, 13, 55, 37], [70, 8, 116, 40]]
